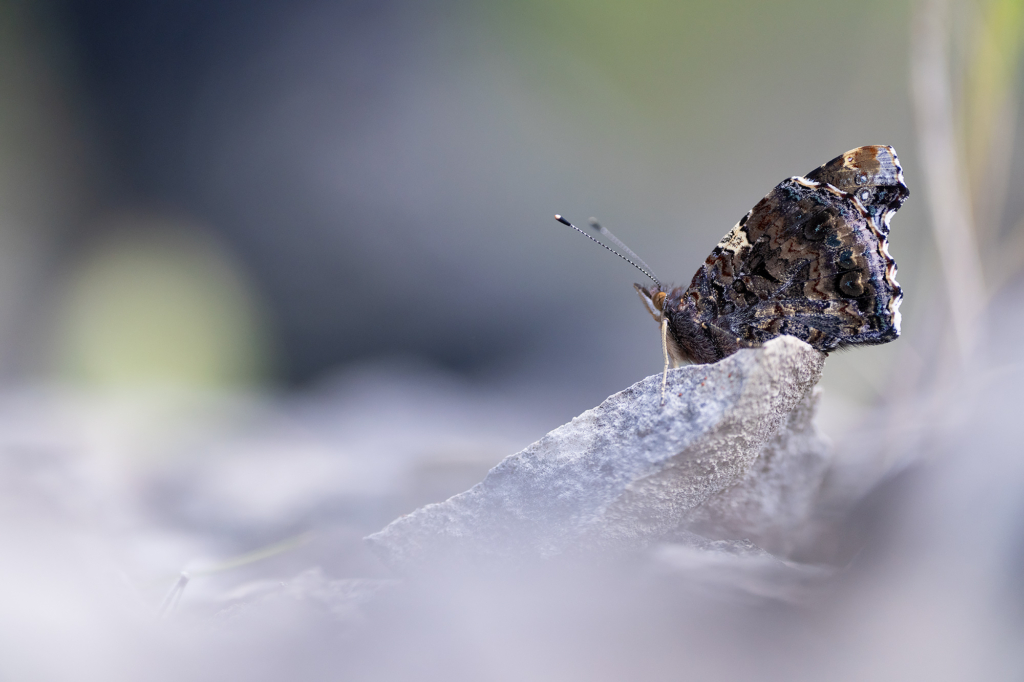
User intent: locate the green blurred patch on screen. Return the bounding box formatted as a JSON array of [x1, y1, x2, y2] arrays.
[[486, 0, 906, 127], [53, 218, 274, 389]]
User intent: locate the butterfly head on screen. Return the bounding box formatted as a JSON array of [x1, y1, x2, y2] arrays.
[[634, 284, 687, 324], [634, 284, 663, 320]]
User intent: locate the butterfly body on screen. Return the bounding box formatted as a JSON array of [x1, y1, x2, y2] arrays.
[[636, 145, 908, 365]]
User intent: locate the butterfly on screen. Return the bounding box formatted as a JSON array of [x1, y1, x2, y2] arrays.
[[558, 145, 908, 367]]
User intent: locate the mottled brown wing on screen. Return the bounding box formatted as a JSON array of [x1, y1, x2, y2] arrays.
[[685, 172, 902, 353]]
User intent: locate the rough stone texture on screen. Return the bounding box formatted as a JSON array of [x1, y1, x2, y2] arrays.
[[683, 386, 831, 556], [366, 336, 828, 569]]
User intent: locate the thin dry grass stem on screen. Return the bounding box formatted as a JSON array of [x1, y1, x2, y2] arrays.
[[155, 531, 314, 616], [963, 0, 1024, 243], [911, 0, 990, 364], [158, 572, 189, 617], [910, 0, 1024, 373]]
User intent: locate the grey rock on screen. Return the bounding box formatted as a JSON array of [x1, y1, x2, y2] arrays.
[[366, 336, 828, 569], [683, 385, 831, 556]]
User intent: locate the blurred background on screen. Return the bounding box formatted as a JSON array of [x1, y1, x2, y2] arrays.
[[3, 0, 1024, 679], [3, 0, 932, 412]]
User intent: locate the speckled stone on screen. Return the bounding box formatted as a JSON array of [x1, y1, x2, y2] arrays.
[[366, 336, 828, 569]]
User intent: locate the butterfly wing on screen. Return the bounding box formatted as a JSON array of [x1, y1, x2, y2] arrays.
[[804, 145, 908, 235], [685, 152, 905, 353]]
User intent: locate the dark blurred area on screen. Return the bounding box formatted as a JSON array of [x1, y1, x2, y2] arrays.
[[38, 0, 609, 385], [56, 0, 548, 382]]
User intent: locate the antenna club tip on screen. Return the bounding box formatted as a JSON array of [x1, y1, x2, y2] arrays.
[[554, 215, 572, 226]]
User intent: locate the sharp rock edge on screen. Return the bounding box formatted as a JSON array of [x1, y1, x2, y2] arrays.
[[366, 336, 829, 569]]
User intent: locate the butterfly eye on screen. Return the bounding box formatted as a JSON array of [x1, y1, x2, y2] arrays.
[[838, 271, 865, 297], [653, 291, 667, 311], [802, 211, 831, 241]]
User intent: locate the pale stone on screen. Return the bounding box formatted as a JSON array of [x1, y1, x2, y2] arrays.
[[366, 336, 828, 569]]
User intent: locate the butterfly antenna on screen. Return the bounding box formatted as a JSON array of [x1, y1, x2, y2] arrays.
[[587, 217, 657, 281], [555, 215, 661, 287]]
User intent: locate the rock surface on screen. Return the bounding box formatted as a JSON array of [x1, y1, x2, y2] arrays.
[[367, 336, 829, 568], [683, 384, 831, 556]]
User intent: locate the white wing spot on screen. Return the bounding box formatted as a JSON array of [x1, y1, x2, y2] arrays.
[[716, 223, 752, 253], [793, 176, 821, 189]]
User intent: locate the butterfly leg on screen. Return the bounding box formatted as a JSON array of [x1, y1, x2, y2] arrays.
[[661, 316, 670, 404]]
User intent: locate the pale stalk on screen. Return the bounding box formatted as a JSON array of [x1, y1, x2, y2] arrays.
[[911, 0, 988, 363]]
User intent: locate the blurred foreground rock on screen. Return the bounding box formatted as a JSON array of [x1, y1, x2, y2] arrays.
[[367, 336, 830, 568]]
